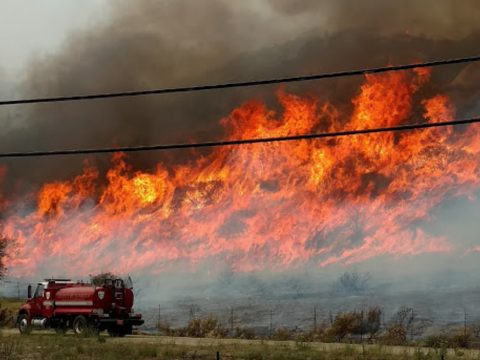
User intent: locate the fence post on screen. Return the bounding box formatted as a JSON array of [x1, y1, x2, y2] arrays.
[[360, 308, 364, 344], [269, 309, 273, 337]]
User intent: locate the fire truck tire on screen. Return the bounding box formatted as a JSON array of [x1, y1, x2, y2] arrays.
[[18, 314, 32, 335], [72, 315, 88, 335]]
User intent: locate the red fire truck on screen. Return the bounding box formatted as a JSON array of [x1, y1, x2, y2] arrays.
[[16, 277, 144, 336]]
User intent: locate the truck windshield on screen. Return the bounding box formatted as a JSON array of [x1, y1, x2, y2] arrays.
[[33, 284, 45, 298]]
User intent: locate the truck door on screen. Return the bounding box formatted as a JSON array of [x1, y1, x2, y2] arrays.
[[30, 283, 45, 317]]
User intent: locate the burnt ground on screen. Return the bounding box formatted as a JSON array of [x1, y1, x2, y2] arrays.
[[138, 286, 480, 336]]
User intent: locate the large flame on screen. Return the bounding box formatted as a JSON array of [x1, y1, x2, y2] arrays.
[[1, 68, 479, 276]]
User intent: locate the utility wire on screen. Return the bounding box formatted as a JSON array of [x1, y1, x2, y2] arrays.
[[1, 55, 480, 106], [0, 117, 478, 158]]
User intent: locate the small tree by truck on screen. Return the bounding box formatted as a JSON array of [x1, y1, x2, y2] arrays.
[[16, 277, 143, 336]]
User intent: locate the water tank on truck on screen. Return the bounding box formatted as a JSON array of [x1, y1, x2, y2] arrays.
[[16, 277, 144, 336]]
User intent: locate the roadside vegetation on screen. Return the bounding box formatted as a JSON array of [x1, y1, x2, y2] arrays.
[[0, 298, 23, 328], [1, 333, 479, 360], [0, 297, 479, 359], [156, 307, 480, 350]]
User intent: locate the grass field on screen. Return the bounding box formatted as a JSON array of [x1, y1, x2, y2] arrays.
[[1, 296, 479, 359], [0, 332, 479, 360]]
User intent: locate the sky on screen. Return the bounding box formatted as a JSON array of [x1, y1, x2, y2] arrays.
[[0, 0, 108, 79]]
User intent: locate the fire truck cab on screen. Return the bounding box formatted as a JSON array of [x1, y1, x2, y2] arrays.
[[17, 277, 143, 336]]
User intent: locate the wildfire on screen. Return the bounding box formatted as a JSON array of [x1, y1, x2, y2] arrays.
[[1, 67, 479, 276]]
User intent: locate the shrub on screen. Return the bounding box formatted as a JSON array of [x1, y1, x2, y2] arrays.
[[0, 307, 9, 327], [424, 331, 471, 349], [424, 334, 449, 348], [380, 306, 428, 345], [322, 308, 381, 343], [381, 323, 407, 345], [304, 327, 325, 342], [364, 307, 382, 340], [471, 323, 480, 339], [448, 332, 471, 349], [0, 298, 25, 329], [325, 311, 362, 341], [182, 315, 228, 338], [271, 327, 293, 341], [235, 327, 256, 339]]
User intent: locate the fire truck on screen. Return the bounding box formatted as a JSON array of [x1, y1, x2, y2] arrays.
[[16, 277, 144, 336]]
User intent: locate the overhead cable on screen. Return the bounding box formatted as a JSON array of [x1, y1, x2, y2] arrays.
[[0, 117, 478, 158], [1, 55, 480, 106]]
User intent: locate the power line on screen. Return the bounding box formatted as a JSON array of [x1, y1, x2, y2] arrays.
[[1, 55, 480, 106], [0, 117, 478, 158]]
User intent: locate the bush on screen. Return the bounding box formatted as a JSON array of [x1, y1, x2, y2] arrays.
[[380, 306, 427, 345], [424, 334, 449, 348], [364, 307, 382, 340], [322, 308, 382, 343], [235, 327, 256, 339], [424, 331, 471, 349], [325, 311, 362, 341], [304, 327, 326, 342], [0, 307, 9, 327], [0, 302, 20, 328], [471, 323, 480, 339], [448, 333, 471, 349], [271, 327, 293, 341], [180, 315, 228, 338], [381, 323, 407, 345]]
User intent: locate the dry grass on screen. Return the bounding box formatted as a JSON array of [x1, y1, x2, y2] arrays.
[[0, 333, 479, 360], [0, 298, 23, 328]]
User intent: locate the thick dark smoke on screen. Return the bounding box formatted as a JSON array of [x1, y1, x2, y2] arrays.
[[1, 1, 480, 292], [270, 0, 480, 38], [1, 0, 480, 191]]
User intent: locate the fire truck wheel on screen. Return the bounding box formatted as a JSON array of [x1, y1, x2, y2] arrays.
[[72, 315, 88, 335], [18, 314, 32, 335]]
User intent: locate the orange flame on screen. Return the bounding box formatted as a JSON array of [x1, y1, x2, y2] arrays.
[[1, 68, 479, 276]]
